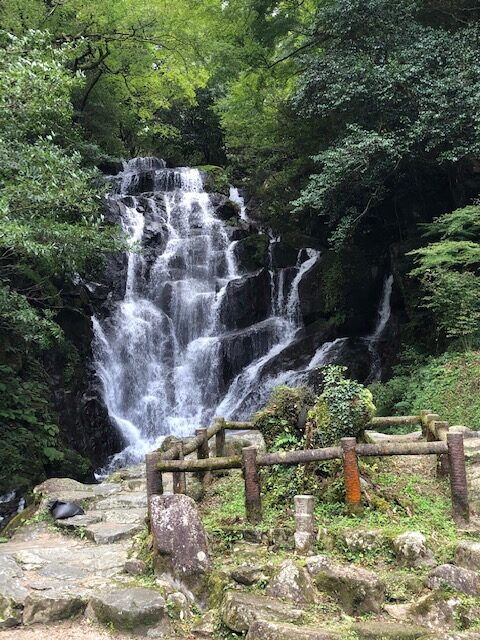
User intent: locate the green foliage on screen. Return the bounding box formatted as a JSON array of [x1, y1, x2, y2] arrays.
[[308, 366, 375, 447], [0, 363, 63, 493], [253, 385, 315, 449], [372, 351, 480, 430], [292, 0, 480, 243], [409, 204, 480, 345], [2, 0, 220, 157]]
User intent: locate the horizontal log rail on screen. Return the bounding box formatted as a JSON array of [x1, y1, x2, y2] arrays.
[[146, 409, 470, 527]]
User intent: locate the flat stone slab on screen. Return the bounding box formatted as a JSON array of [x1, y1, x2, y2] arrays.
[[23, 591, 87, 625], [88, 587, 165, 630], [56, 514, 103, 531], [89, 508, 146, 525], [246, 620, 336, 639], [221, 591, 304, 633], [353, 620, 429, 639], [94, 493, 147, 510], [85, 522, 142, 545]]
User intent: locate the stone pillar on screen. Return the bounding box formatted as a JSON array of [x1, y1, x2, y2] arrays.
[[294, 494, 315, 555]]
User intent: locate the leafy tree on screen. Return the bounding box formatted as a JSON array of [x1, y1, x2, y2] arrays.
[[0, 30, 122, 492], [292, 0, 480, 243], [2, 0, 219, 156], [410, 203, 480, 346]]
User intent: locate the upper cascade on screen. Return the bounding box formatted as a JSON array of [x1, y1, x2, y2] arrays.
[[93, 158, 392, 469]]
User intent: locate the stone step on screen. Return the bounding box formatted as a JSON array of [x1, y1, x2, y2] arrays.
[[94, 493, 147, 510], [84, 522, 143, 545], [88, 508, 146, 525], [87, 587, 166, 632]]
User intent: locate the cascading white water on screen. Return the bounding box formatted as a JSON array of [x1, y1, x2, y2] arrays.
[[365, 274, 394, 382], [229, 186, 249, 222], [93, 158, 393, 466]]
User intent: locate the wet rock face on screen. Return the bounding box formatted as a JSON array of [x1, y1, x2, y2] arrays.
[[150, 494, 212, 600], [219, 269, 271, 330], [298, 248, 384, 334], [234, 234, 270, 272], [209, 193, 240, 220]]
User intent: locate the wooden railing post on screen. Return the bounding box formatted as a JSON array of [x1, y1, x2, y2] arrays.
[[215, 417, 226, 458], [242, 447, 262, 524], [173, 442, 187, 494], [195, 427, 212, 488], [433, 420, 450, 477], [341, 437, 362, 514], [425, 413, 440, 441], [447, 432, 469, 523], [146, 451, 163, 523], [419, 409, 434, 437]]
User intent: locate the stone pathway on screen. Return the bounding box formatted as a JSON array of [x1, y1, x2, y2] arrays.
[[0, 465, 163, 634]]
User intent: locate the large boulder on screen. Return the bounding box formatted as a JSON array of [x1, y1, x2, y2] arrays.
[[393, 532, 436, 568], [425, 564, 479, 596], [221, 591, 304, 633], [266, 560, 317, 605], [219, 269, 271, 330], [306, 556, 385, 615], [455, 540, 480, 571], [150, 494, 212, 600], [88, 587, 166, 632], [209, 193, 239, 220], [23, 591, 87, 625], [246, 620, 336, 640], [0, 556, 28, 629]]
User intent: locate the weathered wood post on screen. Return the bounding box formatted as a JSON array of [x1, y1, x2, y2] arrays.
[[341, 437, 362, 513], [419, 410, 434, 437], [425, 413, 440, 441], [294, 495, 315, 555], [433, 420, 450, 477], [215, 417, 226, 458], [146, 451, 163, 523], [173, 442, 187, 495], [196, 427, 212, 488], [242, 447, 262, 525], [447, 432, 470, 523]]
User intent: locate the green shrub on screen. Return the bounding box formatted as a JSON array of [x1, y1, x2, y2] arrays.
[[253, 385, 315, 449], [372, 351, 480, 430], [308, 365, 375, 447]]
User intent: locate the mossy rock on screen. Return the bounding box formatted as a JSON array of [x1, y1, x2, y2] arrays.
[[197, 165, 230, 195], [353, 620, 430, 639], [234, 234, 270, 272]]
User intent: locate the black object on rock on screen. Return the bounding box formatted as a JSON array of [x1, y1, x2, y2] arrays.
[[48, 500, 85, 520]]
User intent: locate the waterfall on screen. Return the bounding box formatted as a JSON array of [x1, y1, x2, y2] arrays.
[[229, 186, 249, 222], [93, 158, 390, 467], [365, 274, 394, 382]]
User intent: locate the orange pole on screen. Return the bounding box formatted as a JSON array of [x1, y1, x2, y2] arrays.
[[341, 437, 362, 513]]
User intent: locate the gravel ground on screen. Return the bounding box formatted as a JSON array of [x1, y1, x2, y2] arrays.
[[3, 620, 135, 639]]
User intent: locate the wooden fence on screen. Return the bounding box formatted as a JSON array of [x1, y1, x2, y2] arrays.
[[146, 411, 470, 525]]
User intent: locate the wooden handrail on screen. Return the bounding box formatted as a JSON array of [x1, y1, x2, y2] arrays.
[[147, 409, 470, 525]]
